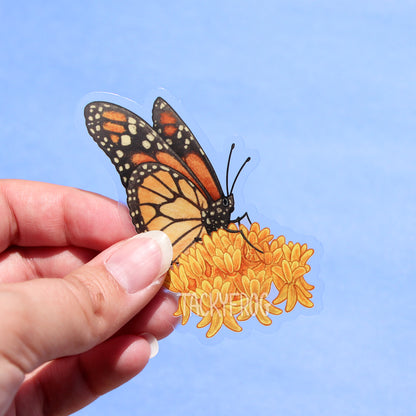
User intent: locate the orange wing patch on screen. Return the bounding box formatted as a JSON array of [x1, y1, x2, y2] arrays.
[[184, 153, 221, 200], [103, 122, 125, 134], [139, 174, 175, 199], [163, 125, 178, 136], [160, 111, 177, 125], [156, 152, 196, 185], [131, 153, 155, 165], [147, 215, 172, 231], [156, 171, 179, 194], [110, 134, 120, 143], [138, 186, 169, 205], [160, 111, 178, 136], [160, 197, 201, 220], [164, 220, 205, 259], [140, 205, 156, 222], [102, 111, 127, 122]]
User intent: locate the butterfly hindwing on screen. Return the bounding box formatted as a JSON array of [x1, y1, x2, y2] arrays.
[[152, 97, 224, 201], [127, 163, 209, 259]]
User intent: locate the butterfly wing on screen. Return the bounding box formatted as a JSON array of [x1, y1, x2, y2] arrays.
[[85, 101, 214, 259], [85, 102, 204, 192], [152, 97, 224, 202], [128, 163, 209, 259]]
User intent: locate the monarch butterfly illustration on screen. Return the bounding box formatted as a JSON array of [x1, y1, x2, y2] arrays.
[[84, 97, 251, 260]]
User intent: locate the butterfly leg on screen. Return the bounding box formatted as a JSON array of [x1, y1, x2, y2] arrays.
[[223, 226, 263, 254], [230, 211, 252, 226]]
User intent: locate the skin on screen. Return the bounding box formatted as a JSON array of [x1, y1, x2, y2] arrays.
[[0, 180, 178, 416]]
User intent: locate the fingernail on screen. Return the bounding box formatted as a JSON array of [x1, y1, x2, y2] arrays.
[[105, 231, 172, 294], [140, 333, 159, 359]]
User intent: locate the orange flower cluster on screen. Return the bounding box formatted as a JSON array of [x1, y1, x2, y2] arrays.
[[164, 223, 315, 338]]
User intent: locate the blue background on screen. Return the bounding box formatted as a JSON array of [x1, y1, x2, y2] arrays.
[[1, 1, 415, 414]]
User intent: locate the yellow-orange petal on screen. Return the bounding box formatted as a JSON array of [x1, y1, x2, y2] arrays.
[[258, 227, 270, 241], [299, 276, 315, 291], [300, 248, 314, 265], [223, 252, 234, 273], [277, 235, 286, 246], [197, 312, 212, 328], [264, 301, 283, 316], [221, 281, 231, 298], [201, 280, 213, 293], [203, 234, 216, 257], [293, 266, 307, 280], [291, 243, 301, 261], [189, 294, 205, 317], [165, 271, 184, 293], [189, 255, 203, 276], [221, 235, 232, 249], [223, 311, 243, 332], [206, 310, 224, 338], [213, 276, 223, 291], [250, 279, 261, 295], [295, 286, 314, 308], [273, 248, 283, 263], [211, 232, 223, 250], [232, 249, 242, 271], [237, 307, 252, 321], [273, 284, 288, 305], [234, 233, 244, 250], [282, 244, 291, 260], [255, 306, 273, 326], [196, 244, 211, 265], [179, 296, 191, 324], [271, 265, 284, 280], [260, 277, 273, 296], [282, 260, 293, 283], [241, 274, 250, 294], [212, 255, 227, 272], [295, 279, 313, 298], [286, 284, 297, 312], [250, 222, 260, 234], [179, 265, 189, 286], [264, 250, 273, 265], [197, 292, 212, 310]]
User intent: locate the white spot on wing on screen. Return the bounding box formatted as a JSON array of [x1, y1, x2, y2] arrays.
[[121, 135, 131, 146]]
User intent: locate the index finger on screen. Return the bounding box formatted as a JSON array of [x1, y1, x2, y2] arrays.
[[0, 180, 136, 251]]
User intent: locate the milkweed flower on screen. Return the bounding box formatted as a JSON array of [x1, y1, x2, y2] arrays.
[[271, 242, 315, 311], [165, 223, 315, 338]]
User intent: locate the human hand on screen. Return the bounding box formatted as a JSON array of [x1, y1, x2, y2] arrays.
[[0, 180, 177, 415]]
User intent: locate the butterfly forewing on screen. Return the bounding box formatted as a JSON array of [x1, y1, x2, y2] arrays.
[[85, 102, 162, 187], [153, 97, 224, 202], [85, 102, 209, 193]]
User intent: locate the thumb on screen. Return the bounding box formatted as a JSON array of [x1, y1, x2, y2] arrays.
[[0, 231, 172, 404]]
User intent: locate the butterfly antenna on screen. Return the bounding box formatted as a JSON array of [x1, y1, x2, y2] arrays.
[[226, 143, 235, 195], [230, 156, 251, 194]]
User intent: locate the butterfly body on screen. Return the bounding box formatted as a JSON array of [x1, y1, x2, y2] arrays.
[[201, 195, 234, 233], [85, 97, 240, 260]]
